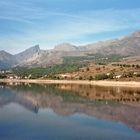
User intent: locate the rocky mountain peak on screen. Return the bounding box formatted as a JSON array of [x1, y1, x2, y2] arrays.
[[54, 43, 78, 51], [0, 50, 14, 59], [26, 44, 40, 53], [15, 45, 41, 62], [0, 50, 17, 69]]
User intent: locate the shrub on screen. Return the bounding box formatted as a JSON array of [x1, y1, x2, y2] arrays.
[[79, 76, 83, 80], [95, 74, 108, 80], [122, 72, 133, 78], [86, 67, 90, 71], [0, 74, 6, 79], [136, 73, 140, 77], [108, 73, 114, 79], [96, 67, 101, 71], [89, 76, 93, 81], [136, 65, 140, 69]]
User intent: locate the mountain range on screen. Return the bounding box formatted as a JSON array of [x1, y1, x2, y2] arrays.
[[0, 31, 140, 69]]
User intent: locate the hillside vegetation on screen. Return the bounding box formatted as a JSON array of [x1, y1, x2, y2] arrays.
[[13, 63, 85, 79]]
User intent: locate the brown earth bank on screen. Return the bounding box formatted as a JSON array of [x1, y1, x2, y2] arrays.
[[55, 63, 140, 81], [0, 79, 140, 88]]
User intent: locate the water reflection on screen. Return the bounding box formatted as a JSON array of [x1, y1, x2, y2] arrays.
[[56, 84, 140, 102], [0, 83, 140, 140]]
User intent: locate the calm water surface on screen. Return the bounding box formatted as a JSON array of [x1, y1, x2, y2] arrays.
[[0, 83, 140, 140]]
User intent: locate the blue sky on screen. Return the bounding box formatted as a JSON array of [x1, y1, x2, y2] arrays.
[[0, 0, 140, 54]]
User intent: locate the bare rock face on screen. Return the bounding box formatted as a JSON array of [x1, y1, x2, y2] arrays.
[[83, 31, 140, 56], [54, 43, 78, 51], [15, 45, 41, 62], [0, 51, 17, 69], [131, 31, 140, 37]]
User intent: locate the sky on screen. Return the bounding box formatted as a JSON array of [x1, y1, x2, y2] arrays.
[[0, 0, 140, 54]]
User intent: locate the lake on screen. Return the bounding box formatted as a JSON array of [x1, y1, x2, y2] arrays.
[[0, 83, 140, 140]]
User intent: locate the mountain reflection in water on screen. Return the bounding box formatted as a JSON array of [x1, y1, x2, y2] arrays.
[[0, 83, 140, 140]]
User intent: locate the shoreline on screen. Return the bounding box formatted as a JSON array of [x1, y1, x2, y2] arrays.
[[0, 79, 140, 88]]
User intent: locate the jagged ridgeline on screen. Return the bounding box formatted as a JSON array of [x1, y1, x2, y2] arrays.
[[0, 31, 140, 69]]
